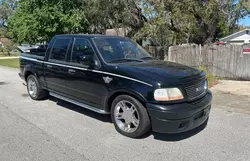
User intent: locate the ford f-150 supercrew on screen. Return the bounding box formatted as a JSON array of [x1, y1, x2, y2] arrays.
[[19, 34, 212, 138]]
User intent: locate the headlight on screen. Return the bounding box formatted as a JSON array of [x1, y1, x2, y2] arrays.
[[154, 88, 184, 101]]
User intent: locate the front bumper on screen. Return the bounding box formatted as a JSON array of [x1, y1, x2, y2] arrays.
[[147, 90, 212, 134]]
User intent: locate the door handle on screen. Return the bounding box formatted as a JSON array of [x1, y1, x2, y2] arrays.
[[47, 65, 52, 68], [68, 69, 76, 73]]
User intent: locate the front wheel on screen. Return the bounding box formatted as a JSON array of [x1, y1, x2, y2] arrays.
[[111, 95, 151, 138], [27, 75, 48, 100]]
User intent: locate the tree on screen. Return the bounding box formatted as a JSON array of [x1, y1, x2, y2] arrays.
[[241, 0, 250, 13], [7, 0, 89, 44], [137, 0, 250, 45], [85, 0, 146, 37], [6, 0, 249, 45], [7, 0, 146, 44], [0, 0, 17, 37], [0, 0, 17, 28], [218, 0, 250, 36], [134, 1, 173, 59]]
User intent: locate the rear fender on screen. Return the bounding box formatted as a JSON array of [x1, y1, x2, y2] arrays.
[[23, 64, 46, 89], [24, 64, 37, 80]]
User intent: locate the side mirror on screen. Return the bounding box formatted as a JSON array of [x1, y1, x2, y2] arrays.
[[79, 54, 93, 62], [78, 54, 98, 68]]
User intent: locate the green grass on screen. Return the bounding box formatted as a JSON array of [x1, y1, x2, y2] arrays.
[[0, 51, 20, 57], [199, 66, 218, 88], [0, 58, 19, 68]]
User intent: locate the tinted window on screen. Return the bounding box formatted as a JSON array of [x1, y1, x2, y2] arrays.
[[50, 38, 71, 61], [71, 39, 95, 66], [93, 38, 151, 63]]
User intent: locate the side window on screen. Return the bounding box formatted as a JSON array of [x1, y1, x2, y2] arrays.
[[71, 39, 95, 66], [50, 38, 71, 61]]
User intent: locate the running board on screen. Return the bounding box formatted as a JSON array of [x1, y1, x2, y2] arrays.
[[49, 92, 109, 114]]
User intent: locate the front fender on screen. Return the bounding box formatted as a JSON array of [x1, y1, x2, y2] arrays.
[[104, 88, 148, 112]]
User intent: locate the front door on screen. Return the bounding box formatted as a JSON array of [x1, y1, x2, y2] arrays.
[[44, 37, 72, 95], [66, 38, 108, 109]]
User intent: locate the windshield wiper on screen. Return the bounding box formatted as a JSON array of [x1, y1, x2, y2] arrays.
[[108, 58, 144, 63], [140, 56, 153, 60]]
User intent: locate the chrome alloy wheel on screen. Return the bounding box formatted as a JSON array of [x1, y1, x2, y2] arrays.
[[27, 78, 37, 98], [114, 100, 140, 133]]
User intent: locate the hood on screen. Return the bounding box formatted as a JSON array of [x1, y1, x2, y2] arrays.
[[115, 60, 204, 86]]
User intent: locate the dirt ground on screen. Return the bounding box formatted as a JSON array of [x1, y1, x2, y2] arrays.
[[211, 80, 250, 97], [211, 80, 250, 114]]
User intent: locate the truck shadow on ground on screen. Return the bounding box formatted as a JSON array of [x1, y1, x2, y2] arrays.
[[0, 81, 9, 85], [49, 96, 112, 123], [49, 96, 208, 142]]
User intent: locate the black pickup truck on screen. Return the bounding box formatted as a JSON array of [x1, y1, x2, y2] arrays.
[[19, 34, 212, 138]]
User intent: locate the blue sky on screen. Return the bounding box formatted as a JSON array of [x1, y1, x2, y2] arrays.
[[239, 16, 250, 26]]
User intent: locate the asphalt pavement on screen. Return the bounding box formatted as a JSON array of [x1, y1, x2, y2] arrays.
[[0, 66, 250, 161]]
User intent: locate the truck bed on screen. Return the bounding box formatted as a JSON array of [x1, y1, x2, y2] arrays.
[[20, 53, 45, 61], [18, 45, 47, 58]]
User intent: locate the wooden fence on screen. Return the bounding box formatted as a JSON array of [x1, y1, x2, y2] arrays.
[[168, 45, 250, 80], [144, 45, 166, 60]]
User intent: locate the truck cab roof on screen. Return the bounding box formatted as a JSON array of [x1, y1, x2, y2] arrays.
[[54, 34, 126, 39]]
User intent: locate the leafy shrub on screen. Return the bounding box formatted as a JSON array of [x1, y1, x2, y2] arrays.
[[199, 66, 218, 88]]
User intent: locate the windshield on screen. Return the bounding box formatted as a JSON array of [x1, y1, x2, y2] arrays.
[[93, 37, 152, 63]]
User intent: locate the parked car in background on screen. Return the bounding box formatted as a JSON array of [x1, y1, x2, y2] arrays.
[[19, 34, 212, 138]]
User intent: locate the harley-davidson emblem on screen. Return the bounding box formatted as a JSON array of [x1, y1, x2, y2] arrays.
[[196, 86, 202, 92], [103, 76, 113, 84]]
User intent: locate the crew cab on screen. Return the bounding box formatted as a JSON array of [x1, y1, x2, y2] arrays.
[[19, 34, 212, 138]]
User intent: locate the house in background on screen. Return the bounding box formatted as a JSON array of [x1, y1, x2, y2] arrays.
[[219, 28, 250, 45], [105, 28, 130, 37], [0, 36, 12, 48]]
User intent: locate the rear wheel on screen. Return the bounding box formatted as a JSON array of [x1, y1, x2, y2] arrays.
[[111, 95, 151, 138], [27, 75, 48, 100]]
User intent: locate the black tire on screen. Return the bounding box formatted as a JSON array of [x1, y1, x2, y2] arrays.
[[111, 95, 151, 138], [26, 75, 48, 100]]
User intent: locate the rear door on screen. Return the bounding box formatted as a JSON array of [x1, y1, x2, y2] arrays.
[[44, 37, 72, 95], [66, 38, 109, 109]]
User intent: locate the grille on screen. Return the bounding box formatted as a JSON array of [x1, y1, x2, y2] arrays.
[[185, 80, 207, 101]]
